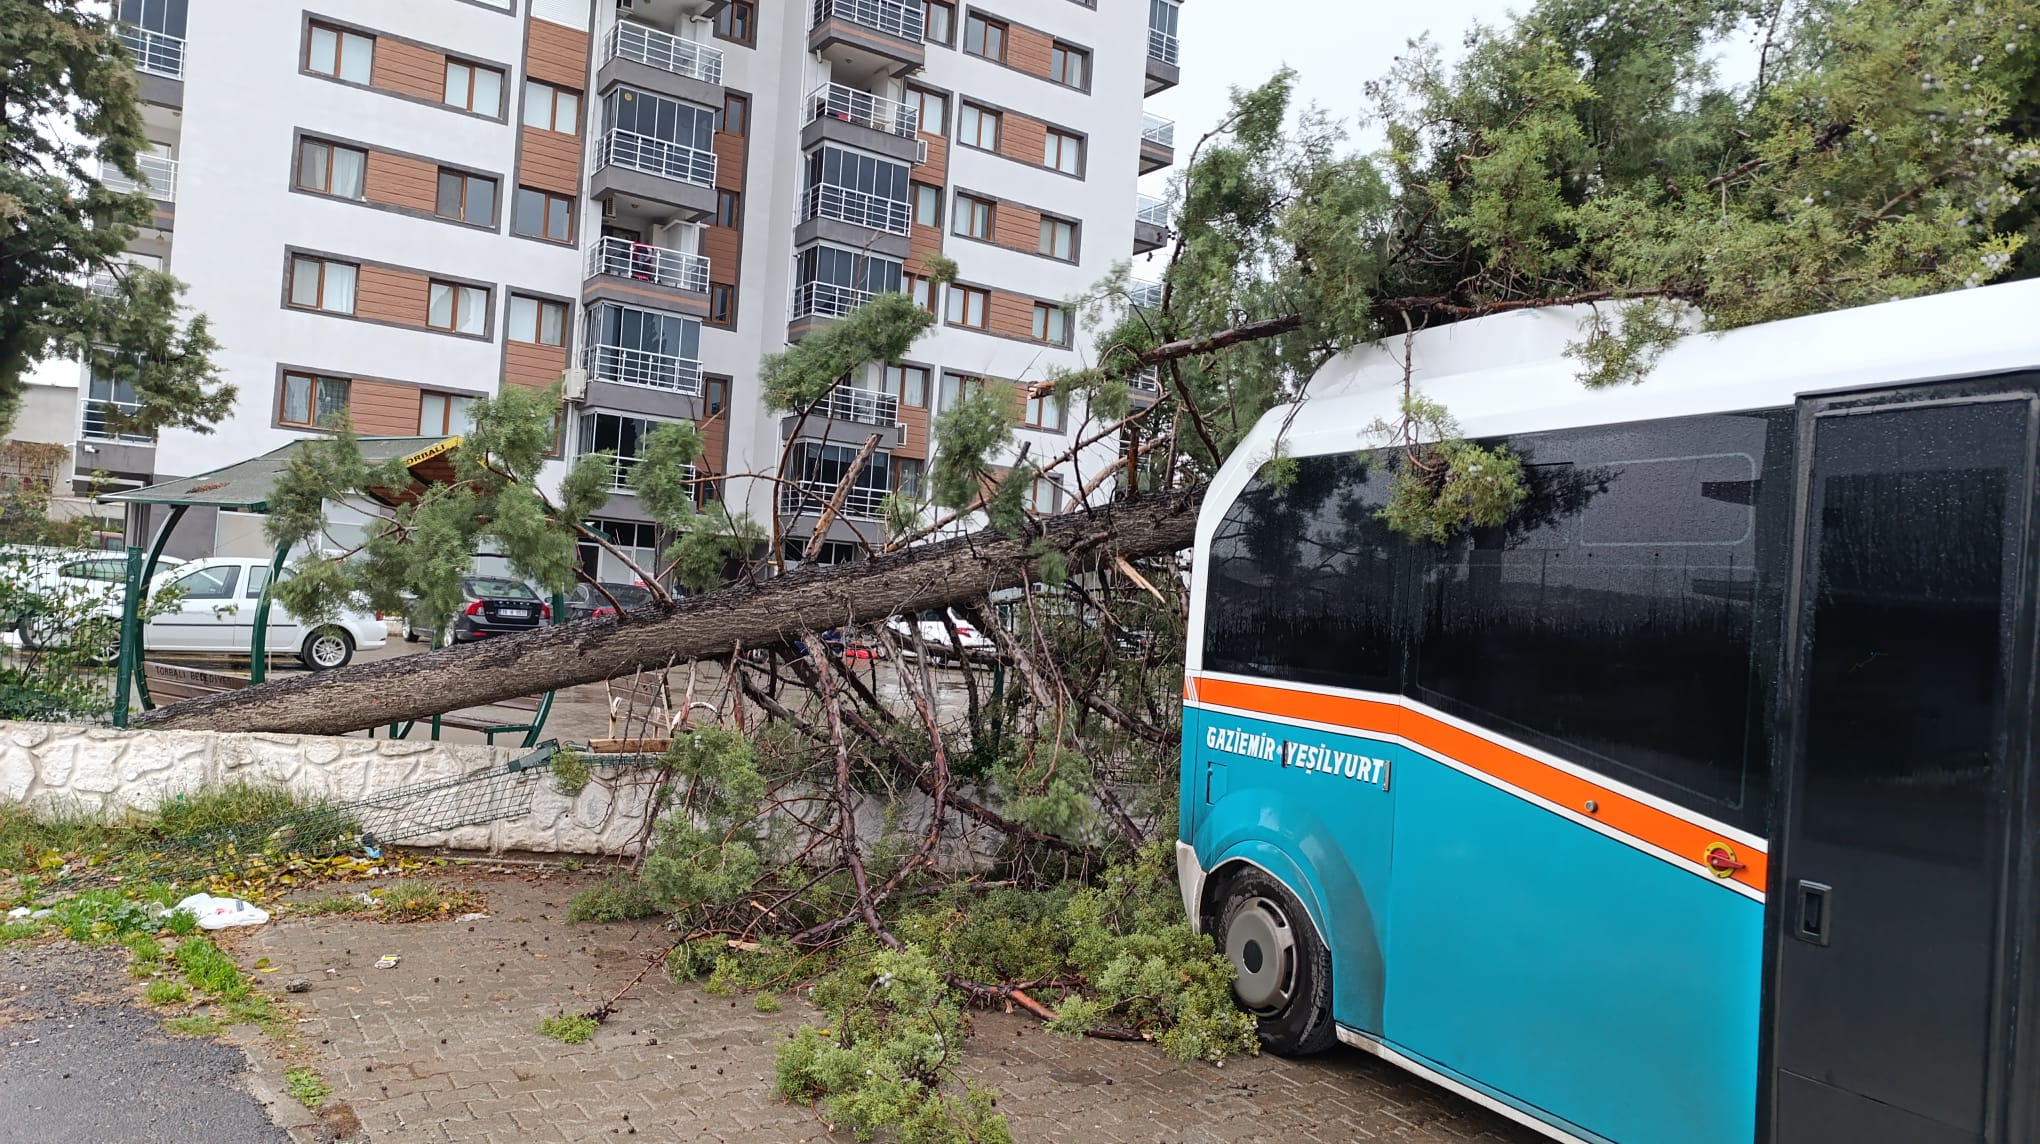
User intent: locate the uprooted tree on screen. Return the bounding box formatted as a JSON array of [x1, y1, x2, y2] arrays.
[[132, 0, 2040, 1136]]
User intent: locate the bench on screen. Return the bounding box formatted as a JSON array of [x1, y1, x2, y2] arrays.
[[142, 661, 248, 705], [381, 693, 555, 748]]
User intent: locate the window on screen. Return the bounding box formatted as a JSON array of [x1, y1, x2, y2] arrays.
[[721, 92, 749, 137], [955, 193, 993, 239], [523, 80, 580, 134], [288, 256, 356, 314], [923, 1, 954, 44], [713, 0, 754, 45], [885, 364, 930, 407], [1038, 216, 1077, 261], [280, 372, 350, 427], [600, 87, 717, 156], [938, 371, 984, 410], [957, 102, 1000, 150], [512, 187, 574, 242], [906, 274, 935, 313], [715, 189, 741, 228], [1027, 477, 1062, 514], [307, 22, 372, 84], [417, 391, 476, 436], [508, 295, 567, 346], [1043, 128, 1083, 175], [578, 411, 668, 490], [428, 281, 488, 335], [793, 245, 904, 316], [805, 147, 912, 232], [1031, 302, 1070, 347], [913, 184, 942, 227], [790, 441, 892, 500], [895, 458, 925, 498], [963, 13, 1006, 60], [587, 302, 702, 390], [709, 283, 735, 327], [295, 138, 365, 199], [1025, 384, 1067, 430], [435, 169, 496, 224], [444, 59, 504, 115], [1049, 42, 1088, 88], [946, 285, 988, 329], [169, 564, 239, 601], [905, 88, 946, 135]]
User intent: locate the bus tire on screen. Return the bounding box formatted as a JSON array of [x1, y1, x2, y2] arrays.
[[1215, 868, 1338, 1056]]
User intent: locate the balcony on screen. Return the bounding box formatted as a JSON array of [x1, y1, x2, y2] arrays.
[[792, 281, 876, 321], [1146, 2, 1181, 94], [119, 25, 184, 80], [799, 183, 911, 237], [1134, 195, 1171, 254], [89, 270, 122, 298], [1128, 279, 1164, 310], [808, 0, 924, 82], [100, 153, 177, 201], [1140, 114, 1176, 174], [810, 83, 917, 139], [584, 236, 711, 316], [585, 343, 703, 395], [781, 480, 888, 522], [589, 128, 719, 219], [599, 21, 724, 107], [817, 386, 900, 426], [606, 455, 694, 494], [81, 398, 153, 446]]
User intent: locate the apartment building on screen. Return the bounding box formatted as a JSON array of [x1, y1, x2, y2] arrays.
[[69, 0, 1182, 579]]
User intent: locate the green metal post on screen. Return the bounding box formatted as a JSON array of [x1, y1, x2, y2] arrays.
[[132, 504, 189, 713], [247, 541, 290, 684], [112, 546, 143, 728]]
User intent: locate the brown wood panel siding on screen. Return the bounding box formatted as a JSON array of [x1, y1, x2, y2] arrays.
[[916, 134, 948, 186], [524, 20, 589, 88], [700, 413, 728, 473], [354, 264, 431, 327], [702, 226, 740, 273], [997, 112, 1046, 169], [1005, 24, 1055, 78], [991, 200, 1040, 255], [371, 37, 444, 103], [987, 291, 1037, 341], [504, 341, 567, 390], [519, 126, 580, 195], [713, 132, 747, 192], [896, 403, 929, 460], [349, 379, 423, 435], [364, 149, 439, 211], [907, 223, 945, 275]]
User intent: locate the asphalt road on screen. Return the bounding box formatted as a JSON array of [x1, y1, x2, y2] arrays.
[[0, 945, 289, 1144]]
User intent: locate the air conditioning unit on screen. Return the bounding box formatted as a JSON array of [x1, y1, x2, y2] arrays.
[[914, 138, 930, 165], [561, 368, 589, 401], [601, 197, 619, 220]]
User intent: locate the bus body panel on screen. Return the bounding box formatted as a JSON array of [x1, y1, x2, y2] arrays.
[[1385, 753, 1762, 1144]]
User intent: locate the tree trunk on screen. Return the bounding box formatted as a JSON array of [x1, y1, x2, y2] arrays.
[[134, 487, 1207, 736]]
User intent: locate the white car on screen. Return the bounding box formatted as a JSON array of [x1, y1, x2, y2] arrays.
[[12, 551, 184, 647], [138, 557, 387, 670], [886, 608, 994, 654]]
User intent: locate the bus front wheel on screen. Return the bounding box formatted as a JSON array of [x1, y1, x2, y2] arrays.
[[1216, 869, 1337, 1056]]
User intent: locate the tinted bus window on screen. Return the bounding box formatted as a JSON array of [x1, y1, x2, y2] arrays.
[[1204, 452, 1402, 693], [1408, 412, 1792, 829]]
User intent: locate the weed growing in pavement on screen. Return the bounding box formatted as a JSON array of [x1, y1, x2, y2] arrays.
[[163, 1013, 227, 1037], [537, 1013, 600, 1044], [753, 993, 782, 1014], [285, 1067, 333, 1110], [144, 979, 188, 1005], [293, 894, 374, 916], [174, 936, 250, 1001], [377, 880, 485, 922], [566, 873, 661, 923]]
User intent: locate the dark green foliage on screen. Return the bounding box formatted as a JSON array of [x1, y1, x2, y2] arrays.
[[762, 294, 939, 412], [566, 873, 662, 923]]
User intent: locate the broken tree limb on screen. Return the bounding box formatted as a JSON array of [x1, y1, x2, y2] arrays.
[[133, 486, 1206, 736]]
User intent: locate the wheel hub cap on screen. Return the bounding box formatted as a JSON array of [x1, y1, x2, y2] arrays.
[[1226, 897, 1295, 1013]]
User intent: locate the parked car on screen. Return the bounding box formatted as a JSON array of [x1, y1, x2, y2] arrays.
[[886, 608, 994, 655], [406, 576, 551, 644], [562, 581, 654, 621], [12, 553, 185, 646], [73, 556, 385, 669]]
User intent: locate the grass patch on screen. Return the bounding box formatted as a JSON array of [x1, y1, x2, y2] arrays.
[[566, 874, 662, 923], [753, 993, 782, 1014], [284, 1067, 332, 1110], [154, 782, 320, 838], [174, 936, 249, 1001], [0, 919, 41, 944], [294, 894, 374, 916], [536, 1014, 599, 1044], [163, 1013, 227, 1037], [145, 979, 188, 1005], [378, 880, 485, 922]]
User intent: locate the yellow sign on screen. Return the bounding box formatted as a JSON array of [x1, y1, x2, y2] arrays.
[[401, 436, 462, 469]]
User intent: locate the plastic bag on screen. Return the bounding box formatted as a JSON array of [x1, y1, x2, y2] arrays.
[[174, 892, 271, 930]]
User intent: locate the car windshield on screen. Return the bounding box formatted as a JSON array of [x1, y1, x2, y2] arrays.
[[606, 585, 653, 607], [466, 577, 538, 600]]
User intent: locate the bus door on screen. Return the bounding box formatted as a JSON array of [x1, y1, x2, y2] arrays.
[[1771, 385, 2036, 1144]]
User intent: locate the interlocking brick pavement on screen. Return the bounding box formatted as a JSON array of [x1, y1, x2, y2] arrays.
[[227, 871, 1540, 1143]]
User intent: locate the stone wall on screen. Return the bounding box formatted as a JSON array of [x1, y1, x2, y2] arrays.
[[0, 721, 657, 855]]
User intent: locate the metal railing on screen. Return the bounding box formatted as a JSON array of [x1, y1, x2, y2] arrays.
[[89, 270, 122, 298], [808, 83, 918, 139], [799, 182, 911, 235], [606, 21, 725, 86], [607, 456, 694, 493], [586, 236, 710, 293], [1128, 279, 1164, 309], [100, 154, 178, 201], [585, 343, 704, 394], [81, 398, 153, 445], [1136, 195, 1170, 227], [791, 281, 876, 320], [1147, 25, 1179, 66], [1141, 114, 1176, 149], [810, 0, 923, 41], [1131, 367, 1162, 394], [119, 25, 184, 79], [781, 481, 889, 521], [593, 128, 717, 188], [816, 386, 900, 425]]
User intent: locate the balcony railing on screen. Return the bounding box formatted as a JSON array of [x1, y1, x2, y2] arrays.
[[606, 456, 694, 494], [593, 128, 717, 188], [815, 386, 901, 426], [585, 343, 704, 394], [1128, 279, 1164, 309], [1141, 114, 1176, 149], [119, 25, 185, 79], [89, 270, 122, 298], [100, 154, 178, 201], [792, 281, 876, 320], [1131, 367, 1162, 395], [808, 83, 918, 140], [586, 236, 710, 293], [810, 0, 923, 41], [1136, 195, 1170, 227], [799, 183, 911, 236], [781, 481, 889, 522], [606, 21, 725, 86], [1147, 25, 1179, 66], [81, 398, 153, 445]]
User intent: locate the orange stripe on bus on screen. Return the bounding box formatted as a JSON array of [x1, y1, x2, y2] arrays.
[[1190, 675, 1768, 893]]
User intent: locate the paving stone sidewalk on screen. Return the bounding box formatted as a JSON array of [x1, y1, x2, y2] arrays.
[[228, 871, 1538, 1143]]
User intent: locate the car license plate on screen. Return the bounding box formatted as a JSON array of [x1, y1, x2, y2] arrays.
[[498, 607, 530, 618]]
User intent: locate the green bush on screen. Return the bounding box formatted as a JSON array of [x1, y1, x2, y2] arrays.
[[566, 873, 662, 923]]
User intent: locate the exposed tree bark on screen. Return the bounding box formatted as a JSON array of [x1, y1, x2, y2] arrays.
[[134, 486, 1206, 736]]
